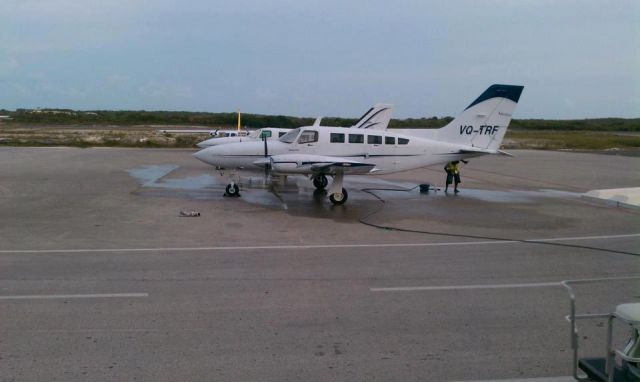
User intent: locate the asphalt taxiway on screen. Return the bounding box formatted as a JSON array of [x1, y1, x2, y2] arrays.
[[0, 147, 638, 381]]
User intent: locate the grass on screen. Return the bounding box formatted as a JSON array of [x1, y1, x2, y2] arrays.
[[503, 130, 640, 150]]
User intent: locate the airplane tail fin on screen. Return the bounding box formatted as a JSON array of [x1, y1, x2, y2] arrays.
[[352, 103, 394, 130], [434, 84, 524, 151]]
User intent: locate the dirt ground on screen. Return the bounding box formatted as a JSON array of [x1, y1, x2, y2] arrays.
[[0, 124, 211, 147]]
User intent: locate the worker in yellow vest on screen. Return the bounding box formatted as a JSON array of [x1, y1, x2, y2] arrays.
[[444, 160, 467, 193]]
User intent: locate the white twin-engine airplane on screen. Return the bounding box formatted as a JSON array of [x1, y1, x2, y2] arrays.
[[193, 84, 524, 205]]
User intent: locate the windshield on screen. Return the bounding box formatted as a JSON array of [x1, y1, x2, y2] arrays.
[[279, 128, 300, 143]]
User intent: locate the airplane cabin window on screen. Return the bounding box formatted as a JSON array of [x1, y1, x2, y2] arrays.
[[367, 135, 382, 144], [349, 134, 364, 144], [279, 128, 300, 143], [385, 136, 395, 144], [398, 138, 409, 145], [330, 133, 345, 143], [278, 132, 287, 137], [298, 130, 319, 144]]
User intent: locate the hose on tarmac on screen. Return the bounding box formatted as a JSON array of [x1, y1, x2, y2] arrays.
[[357, 186, 640, 257]]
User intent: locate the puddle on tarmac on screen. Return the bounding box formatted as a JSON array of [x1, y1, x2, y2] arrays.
[[125, 164, 580, 209], [126, 165, 181, 187], [450, 188, 579, 203], [126, 164, 226, 190]]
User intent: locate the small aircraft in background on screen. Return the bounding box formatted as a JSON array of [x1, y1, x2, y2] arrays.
[[197, 127, 291, 148], [193, 84, 523, 205], [196, 103, 394, 148], [159, 110, 250, 137]]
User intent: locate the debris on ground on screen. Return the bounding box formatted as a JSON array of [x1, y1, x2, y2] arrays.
[[179, 210, 201, 217]]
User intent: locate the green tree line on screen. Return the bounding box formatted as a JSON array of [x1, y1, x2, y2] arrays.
[[4, 109, 639, 131]]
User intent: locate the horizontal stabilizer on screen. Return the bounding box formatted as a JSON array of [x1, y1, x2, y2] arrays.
[[496, 150, 514, 157], [457, 147, 514, 157]]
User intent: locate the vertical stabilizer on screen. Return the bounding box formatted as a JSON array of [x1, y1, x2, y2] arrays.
[[352, 103, 394, 130], [435, 84, 524, 150]]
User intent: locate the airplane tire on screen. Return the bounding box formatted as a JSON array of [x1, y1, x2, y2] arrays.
[[225, 184, 240, 196], [313, 175, 328, 189], [329, 188, 348, 205]]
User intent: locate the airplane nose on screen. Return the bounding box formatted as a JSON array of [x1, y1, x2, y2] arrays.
[[192, 148, 210, 164]]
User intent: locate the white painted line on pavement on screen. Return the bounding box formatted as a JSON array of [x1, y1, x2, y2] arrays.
[[0, 293, 149, 300], [0, 240, 515, 254], [454, 377, 574, 382], [528, 233, 640, 242], [0, 232, 637, 254], [371, 282, 562, 292], [0, 328, 210, 333]]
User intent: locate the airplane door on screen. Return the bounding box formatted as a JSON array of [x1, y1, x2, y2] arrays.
[[383, 135, 398, 171], [295, 130, 319, 154]]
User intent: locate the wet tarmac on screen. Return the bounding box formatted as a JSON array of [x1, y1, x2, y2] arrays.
[[125, 163, 582, 210], [1, 147, 639, 381]]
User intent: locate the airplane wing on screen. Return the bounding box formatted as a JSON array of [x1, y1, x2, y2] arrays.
[[254, 154, 376, 175]]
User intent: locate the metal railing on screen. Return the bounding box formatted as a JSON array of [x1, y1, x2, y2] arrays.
[[562, 276, 640, 381]]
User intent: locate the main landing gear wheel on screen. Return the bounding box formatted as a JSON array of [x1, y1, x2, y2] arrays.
[[312, 175, 328, 189], [225, 183, 240, 197], [329, 188, 348, 205]]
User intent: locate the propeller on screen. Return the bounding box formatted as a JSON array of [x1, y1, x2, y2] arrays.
[[262, 132, 271, 181]]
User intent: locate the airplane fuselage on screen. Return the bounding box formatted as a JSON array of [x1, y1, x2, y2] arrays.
[[193, 125, 473, 175]]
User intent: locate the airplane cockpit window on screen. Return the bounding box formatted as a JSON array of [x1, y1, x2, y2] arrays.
[[330, 133, 345, 143], [278, 132, 287, 137], [279, 128, 300, 143], [385, 136, 395, 144], [298, 130, 319, 144], [349, 134, 364, 143], [398, 138, 409, 145]]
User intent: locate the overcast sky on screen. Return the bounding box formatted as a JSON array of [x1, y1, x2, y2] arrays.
[[1, 0, 638, 119]]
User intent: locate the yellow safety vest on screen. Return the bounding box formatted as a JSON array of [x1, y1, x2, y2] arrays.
[[446, 162, 459, 174]]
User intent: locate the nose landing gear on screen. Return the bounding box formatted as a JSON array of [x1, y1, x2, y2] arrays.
[[225, 183, 240, 197], [326, 170, 347, 205], [312, 174, 328, 189], [329, 188, 348, 205]]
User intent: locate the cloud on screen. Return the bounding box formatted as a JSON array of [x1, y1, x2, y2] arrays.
[[138, 83, 194, 99], [0, 57, 19, 76], [1, 0, 638, 117]]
